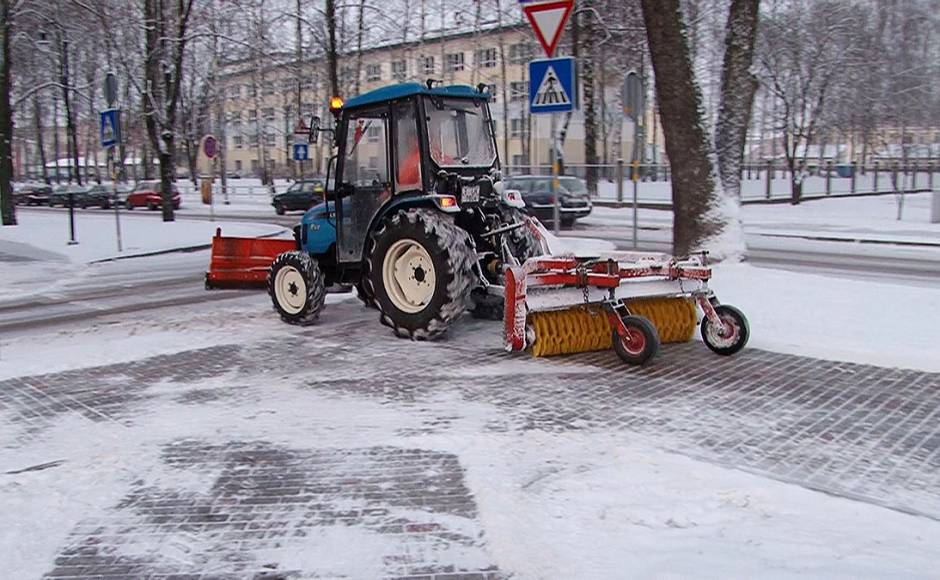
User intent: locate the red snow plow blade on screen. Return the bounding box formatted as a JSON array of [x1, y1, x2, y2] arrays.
[[205, 228, 296, 289]]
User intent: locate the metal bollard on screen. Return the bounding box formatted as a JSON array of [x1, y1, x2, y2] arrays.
[[825, 161, 832, 195], [932, 191, 940, 224], [616, 158, 624, 204], [765, 161, 772, 199], [873, 162, 879, 192], [850, 161, 857, 194]]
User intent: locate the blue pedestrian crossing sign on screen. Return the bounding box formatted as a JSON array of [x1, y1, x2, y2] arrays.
[[292, 142, 309, 161], [99, 109, 120, 149], [528, 57, 576, 114]]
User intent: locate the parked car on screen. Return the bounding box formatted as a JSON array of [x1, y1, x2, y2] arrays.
[[271, 179, 325, 215], [80, 185, 116, 209], [504, 175, 592, 228], [48, 185, 89, 207], [14, 183, 52, 206], [125, 180, 181, 210]]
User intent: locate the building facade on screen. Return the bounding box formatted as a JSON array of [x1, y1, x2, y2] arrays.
[[217, 24, 642, 179]]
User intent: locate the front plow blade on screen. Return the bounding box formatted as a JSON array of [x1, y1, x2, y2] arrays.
[[205, 228, 296, 289]]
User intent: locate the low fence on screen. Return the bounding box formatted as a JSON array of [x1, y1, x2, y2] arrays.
[[170, 161, 937, 206], [506, 161, 937, 204]]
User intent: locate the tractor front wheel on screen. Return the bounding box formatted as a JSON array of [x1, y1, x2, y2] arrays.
[[267, 251, 326, 325], [367, 208, 476, 340]]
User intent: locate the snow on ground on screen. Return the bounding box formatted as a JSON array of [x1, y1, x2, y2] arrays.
[[3, 291, 939, 578], [595, 171, 937, 202], [582, 192, 940, 247], [463, 431, 939, 579], [711, 263, 940, 373], [0, 211, 289, 264], [0, 292, 356, 381]]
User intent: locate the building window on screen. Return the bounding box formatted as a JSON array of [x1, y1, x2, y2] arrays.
[[229, 85, 241, 99], [510, 81, 529, 102], [262, 107, 275, 122], [263, 83, 276, 96], [340, 66, 355, 86], [509, 43, 533, 64], [251, 159, 259, 174], [474, 48, 497, 68], [366, 64, 382, 82], [367, 125, 381, 142], [246, 84, 257, 98], [248, 109, 258, 121], [232, 122, 243, 149], [421, 56, 435, 75], [510, 118, 528, 137], [445, 52, 464, 72], [234, 160, 242, 172], [302, 78, 314, 90], [511, 154, 529, 168], [391, 59, 407, 81], [265, 132, 276, 147]]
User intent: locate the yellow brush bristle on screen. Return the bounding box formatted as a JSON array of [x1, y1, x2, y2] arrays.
[[527, 298, 698, 357]]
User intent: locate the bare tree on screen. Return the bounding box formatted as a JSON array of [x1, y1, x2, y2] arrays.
[[142, 0, 196, 221], [757, 0, 862, 204]]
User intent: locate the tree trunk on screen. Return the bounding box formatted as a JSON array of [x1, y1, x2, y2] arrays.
[[640, 0, 739, 257], [714, 0, 760, 200], [325, 0, 340, 98], [580, 4, 598, 194], [0, 0, 16, 225], [34, 97, 50, 184]]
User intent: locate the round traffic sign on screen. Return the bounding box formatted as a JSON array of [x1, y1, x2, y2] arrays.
[[202, 135, 218, 159]]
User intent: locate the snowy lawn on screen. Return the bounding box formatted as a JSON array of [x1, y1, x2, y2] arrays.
[[0, 211, 289, 264]]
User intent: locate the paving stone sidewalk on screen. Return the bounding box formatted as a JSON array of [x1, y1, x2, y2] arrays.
[[2, 301, 939, 578]]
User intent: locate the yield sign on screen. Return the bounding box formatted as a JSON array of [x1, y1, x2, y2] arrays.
[[523, 0, 574, 58]]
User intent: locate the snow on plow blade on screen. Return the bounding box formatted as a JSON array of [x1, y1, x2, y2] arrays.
[[205, 228, 296, 289]]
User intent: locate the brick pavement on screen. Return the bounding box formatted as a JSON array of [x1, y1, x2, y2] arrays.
[[2, 300, 940, 578]]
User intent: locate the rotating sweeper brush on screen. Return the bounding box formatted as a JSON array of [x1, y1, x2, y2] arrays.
[[503, 253, 749, 365]]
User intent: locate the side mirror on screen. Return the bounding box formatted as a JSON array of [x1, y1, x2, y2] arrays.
[[308, 115, 321, 145]]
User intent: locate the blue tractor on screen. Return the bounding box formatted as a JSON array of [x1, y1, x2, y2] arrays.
[[267, 82, 542, 339]]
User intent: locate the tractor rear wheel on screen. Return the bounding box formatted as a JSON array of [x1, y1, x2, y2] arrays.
[[267, 251, 326, 326], [367, 208, 476, 340]]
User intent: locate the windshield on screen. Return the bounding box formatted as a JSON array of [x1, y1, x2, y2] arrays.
[[559, 177, 587, 195], [426, 97, 496, 168]]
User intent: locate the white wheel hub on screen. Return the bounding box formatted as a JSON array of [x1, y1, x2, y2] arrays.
[[382, 239, 436, 314], [274, 265, 307, 314]]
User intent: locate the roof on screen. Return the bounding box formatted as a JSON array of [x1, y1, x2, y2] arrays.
[[343, 83, 490, 109]]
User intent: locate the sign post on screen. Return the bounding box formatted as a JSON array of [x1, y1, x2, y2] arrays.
[[101, 72, 122, 252], [523, 0, 575, 235], [202, 135, 219, 221], [528, 57, 576, 235], [622, 71, 645, 249], [294, 119, 311, 183]]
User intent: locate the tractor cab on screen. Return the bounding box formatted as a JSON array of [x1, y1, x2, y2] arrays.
[[301, 83, 511, 274]]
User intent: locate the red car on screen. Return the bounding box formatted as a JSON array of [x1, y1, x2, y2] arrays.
[[125, 181, 181, 210]]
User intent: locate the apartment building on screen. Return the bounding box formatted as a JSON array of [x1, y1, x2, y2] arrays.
[[218, 24, 639, 178]]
